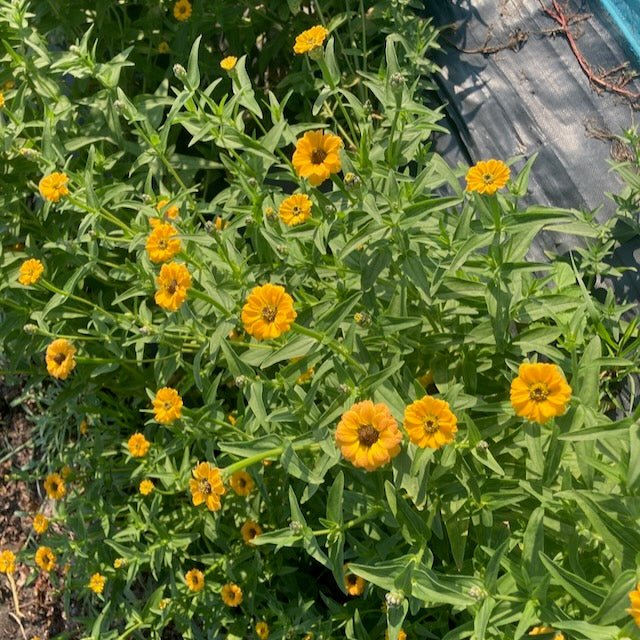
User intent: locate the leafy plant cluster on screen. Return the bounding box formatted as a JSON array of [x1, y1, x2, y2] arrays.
[[1, 0, 640, 639]]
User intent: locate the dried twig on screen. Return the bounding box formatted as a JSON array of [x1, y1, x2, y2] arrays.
[[538, 0, 640, 100]]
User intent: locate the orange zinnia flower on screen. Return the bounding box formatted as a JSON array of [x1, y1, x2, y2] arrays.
[[45, 339, 76, 380], [220, 56, 238, 71], [18, 258, 44, 285], [155, 262, 192, 311], [628, 582, 640, 627], [403, 396, 458, 449], [128, 433, 150, 458], [189, 462, 226, 511], [293, 25, 329, 54], [139, 479, 154, 495], [528, 627, 565, 639], [292, 131, 342, 187], [44, 473, 66, 500], [344, 563, 366, 596], [241, 520, 262, 545], [33, 514, 49, 534], [173, 0, 192, 21], [146, 223, 181, 263], [465, 159, 510, 195], [229, 470, 254, 496], [221, 582, 243, 607], [510, 362, 572, 424], [335, 400, 402, 471], [39, 172, 69, 202], [35, 546, 56, 572], [89, 572, 105, 594], [185, 568, 205, 592], [279, 194, 312, 226], [241, 283, 297, 340], [152, 387, 183, 424]]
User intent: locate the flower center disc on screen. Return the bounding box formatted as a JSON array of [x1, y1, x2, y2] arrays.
[[53, 353, 66, 365], [357, 424, 379, 447], [199, 480, 212, 495], [482, 173, 494, 184], [167, 279, 178, 294], [423, 415, 439, 434], [261, 305, 277, 322], [310, 148, 327, 164], [157, 238, 167, 249], [528, 382, 549, 402]]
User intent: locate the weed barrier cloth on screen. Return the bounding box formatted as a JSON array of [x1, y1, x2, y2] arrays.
[[424, 0, 640, 305]]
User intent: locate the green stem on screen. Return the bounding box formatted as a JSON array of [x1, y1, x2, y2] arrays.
[[290, 323, 366, 374], [40, 279, 118, 321], [67, 195, 132, 236], [223, 442, 322, 476], [313, 506, 384, 535]]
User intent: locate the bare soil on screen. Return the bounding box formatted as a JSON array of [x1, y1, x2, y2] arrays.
[[0, 381, 78, 640]]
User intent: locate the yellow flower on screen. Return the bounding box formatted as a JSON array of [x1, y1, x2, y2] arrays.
[[335, 400, 402, 472], [158, 41, 170, 54], [510, 362, 572, 425], [45, 338, 77, 380], [159, 597, 170, 610], [293, 25, 329, 54], [417, 370, 434, 388], [155, 261, 192, 312], [153, 387, 183, 424], [0, 91, 4, 108], [628, 582, 640, 627], [221, 582, 243, 607], [385, 631, 407, 640], [229, 470, 254, 496], [296, 367, 315, 384], [189, 462, 226, 511], [241, 520, 263, 545], [403, 395, 458, 450], [279, 194, 313, 226], [0, 550, 16, 574], [241, 283, 297, 340], [139, 479, 155, 495], [89, 572, 105, 594], [38, 172, 69, 202], [146, 222, 181, 263], [292, 130, 342, 187], [33, 514, 49, 534], [80, 419, 89, 434], [528, 627, 564, 640], [220, 56, 238, 71], [156, 199, 180, 220], [128, 433, 150, 458], [185, 568, 205, 592], [256, 621, 269, 639], [465, 159, 510, 195], [113, 558, 126, 569], [344, 563, 366, 596], [44, 473, 66, 500], [173, 0, 192, 21], [18, 259, 44, 285], [35, 546, 56, 572]]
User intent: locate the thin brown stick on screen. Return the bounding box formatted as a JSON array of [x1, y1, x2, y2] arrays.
[[538, 0, 640, 100]]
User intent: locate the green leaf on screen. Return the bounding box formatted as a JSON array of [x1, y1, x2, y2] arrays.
[[186, 35, 202, 89], [539, 553, 606, 608]]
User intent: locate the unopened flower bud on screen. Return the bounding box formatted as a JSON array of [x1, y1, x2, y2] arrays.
[[264, 206, 276, 218], [476, 440, 489, 451], [389, 72, 405, 91], [344, 172, 362, 191], [289, 520, 304, 535], [244, 216, 255, 226], [276, 244, 288, 255], [140, 326, 152, 336], [173, 63, 187, 80], [363, 99, 374, 116], [204, 220, 215, 233], [385, 590, 404, 608], [353, 312, 370, 326], [113, 100, 124, 111], [23, 323, 38, 334], [468, 586, 486, 600], [235, 375, 249, 388]]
